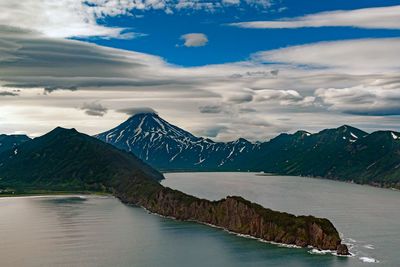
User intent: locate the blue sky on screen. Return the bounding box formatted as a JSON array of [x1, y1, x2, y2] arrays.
[[87, 0, 400, 66]]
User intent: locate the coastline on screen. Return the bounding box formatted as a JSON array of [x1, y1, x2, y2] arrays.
[[130, 202, 352, 258], [0, 191, 111, 198], [0, 185, 349, 256]]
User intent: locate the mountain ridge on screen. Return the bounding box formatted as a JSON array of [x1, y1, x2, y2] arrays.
[[95, 113, 257, 171], [96, 113, 400, 188], [0, 126, 163, 191]]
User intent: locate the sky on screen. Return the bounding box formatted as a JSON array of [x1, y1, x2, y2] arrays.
[[0, 0, 400, 141]]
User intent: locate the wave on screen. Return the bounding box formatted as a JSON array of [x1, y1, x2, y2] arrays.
[[363, 244, 374, 250], [308, 249, 334, 255], [359, 256, 379, 263]]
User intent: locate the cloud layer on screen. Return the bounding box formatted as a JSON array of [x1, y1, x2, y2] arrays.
[[255, 38, 400, 74], [230, 5, 400, 29], [1, 25, 400, 140]]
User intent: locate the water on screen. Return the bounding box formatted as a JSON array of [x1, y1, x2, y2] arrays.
[[163, 173, 400, 266], [0, 173, 398, 266]]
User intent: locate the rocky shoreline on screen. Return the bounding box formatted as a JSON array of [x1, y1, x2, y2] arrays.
[[115, 180, 349, 255]]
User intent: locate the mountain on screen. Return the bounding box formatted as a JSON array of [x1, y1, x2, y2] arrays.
[[249, 125, 400, 188], [0, 134, 31, 154], [0, 127, 163, 192], [0, 127, 348, 254], [96, 114, 400, 188], [95, 112, 257, 171], [248, 125, 368, 174]]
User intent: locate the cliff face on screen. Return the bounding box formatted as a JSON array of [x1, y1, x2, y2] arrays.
[[115, 184, 349, 255]]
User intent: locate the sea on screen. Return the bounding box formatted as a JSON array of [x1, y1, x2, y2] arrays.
[[0, 172, 398, 266]]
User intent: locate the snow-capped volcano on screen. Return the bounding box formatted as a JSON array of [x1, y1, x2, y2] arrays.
[[95, 113, 257, 170]]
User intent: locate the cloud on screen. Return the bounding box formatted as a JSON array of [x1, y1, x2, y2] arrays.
[[255, 89, 315, 106], [0, 91, 18, 96], [255, 38, 400, 73], [226, 92, 254, 103], [0, 0, 141, 39], [270, 69, 279, 76], [2, 25, 400, 141], [81, 102, 108, 116], [196, 125, 228, 138], [117, 107, 157, 116], [198, 105, 223, 114], [315, 85, 400, 116], [0, 26, 174, 89], [180, 33, 208, 47], [230, 5, 400, 29], [0, 0, 275, 39], [238, 107, 257, 113], [174, 0, 273, 11], [230, 70, 279, 78], [44, 86, 78, 94]]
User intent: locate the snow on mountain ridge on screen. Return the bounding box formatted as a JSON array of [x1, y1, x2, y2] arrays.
[[95, 113, 256, 170]]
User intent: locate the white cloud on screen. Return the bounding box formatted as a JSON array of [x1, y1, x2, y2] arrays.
[[180, 33, 209, 47], [255, 89, 315, 106], [0, 0, 274, 39], [223, 0, 272, 7], [316, 85, 400, 116], [0, 0, 136, 39], [230, 5, 400, 29], [255, 38, 400, 74]]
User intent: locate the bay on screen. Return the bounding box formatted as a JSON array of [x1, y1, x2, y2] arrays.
[[1, 172, 398, 266]]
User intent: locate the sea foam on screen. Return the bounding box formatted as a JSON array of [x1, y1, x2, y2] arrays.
[[359, 256, 379, 263]]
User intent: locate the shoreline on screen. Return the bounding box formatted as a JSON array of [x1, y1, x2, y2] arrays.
[[164, 171, 400, 191], [135, 202, 352, 258], [0, 188, 349, 256], [0, 190, 352, 258], [0, 191, 111, 198]]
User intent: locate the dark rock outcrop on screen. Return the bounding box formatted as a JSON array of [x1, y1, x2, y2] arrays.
[[337, 244, 349, 255], [115, 183, 349, 255]]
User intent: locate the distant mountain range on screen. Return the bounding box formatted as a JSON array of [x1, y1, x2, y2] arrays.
[[0, 113, 398, 188], [96, 113, 400, 188], [247, 126, 400, 187]]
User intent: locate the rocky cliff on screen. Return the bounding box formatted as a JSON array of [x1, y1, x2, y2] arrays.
[[115, 182, 349, 255]]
